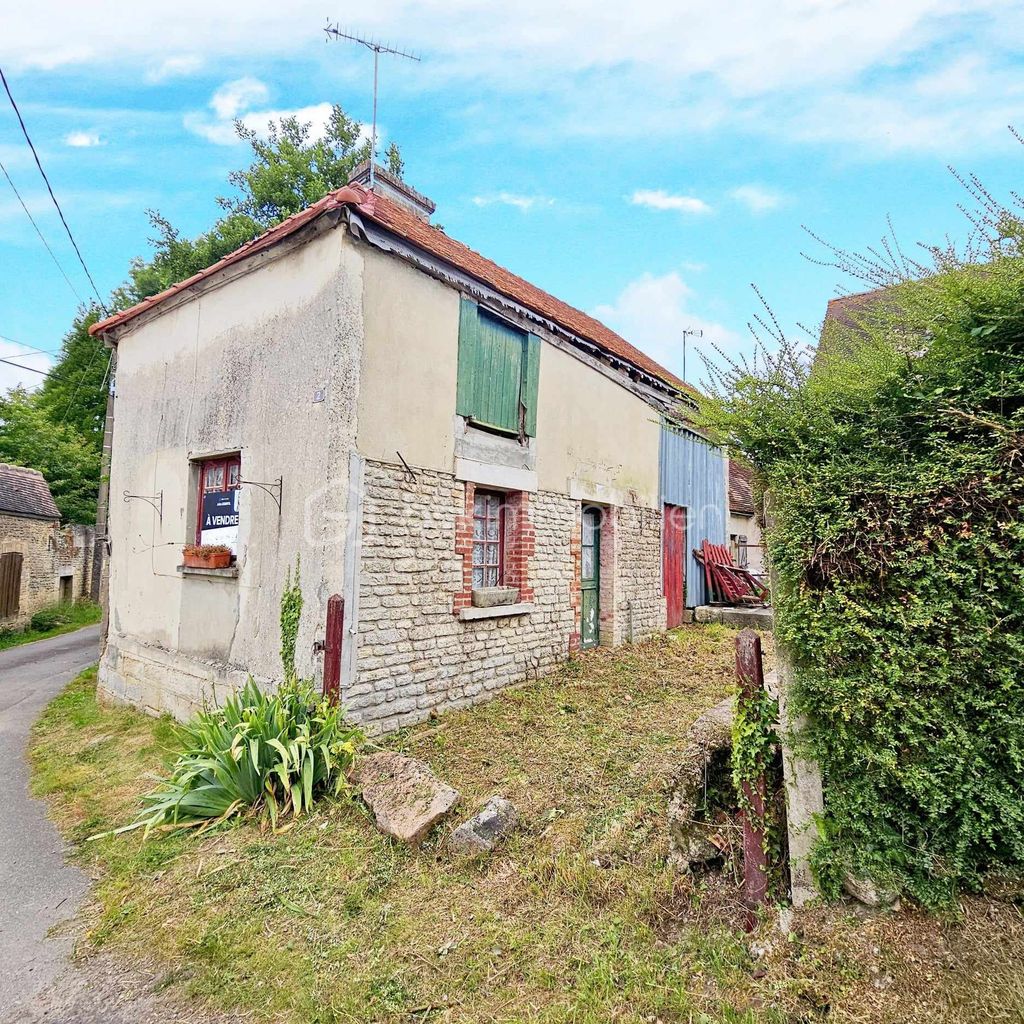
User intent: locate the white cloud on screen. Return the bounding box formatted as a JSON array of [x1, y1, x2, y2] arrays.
[[3, 2, 1022, 154], [185, 81, 367, 147], [631, 189, 712, 215], [730, 184, 784, 213], [0, 339, 53, 393], [64, 131, 102, 148], [146, 54, 203, 83], [471, 192, 554, 212], [592, 271, 743, 383], [211, 77, 269, 121]]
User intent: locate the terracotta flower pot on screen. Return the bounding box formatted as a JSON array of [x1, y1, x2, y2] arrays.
[[183, 548, 232, 569]]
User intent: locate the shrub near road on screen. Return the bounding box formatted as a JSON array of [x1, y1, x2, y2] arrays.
[[701, 255, 1024, 907]]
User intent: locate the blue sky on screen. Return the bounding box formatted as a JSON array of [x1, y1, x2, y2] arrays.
[[3, 1, 1024, 393]]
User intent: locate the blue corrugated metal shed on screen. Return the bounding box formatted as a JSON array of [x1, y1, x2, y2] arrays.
[[659, 421, 727, 606]]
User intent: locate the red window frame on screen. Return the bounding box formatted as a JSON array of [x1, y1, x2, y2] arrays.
[[471, 490, 505, 589], [194, 454, 241, 546]]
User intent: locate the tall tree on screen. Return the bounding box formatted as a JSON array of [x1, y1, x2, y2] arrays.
[[36, 307, 108, 453], [124, 107, 403, 303], [0, 388, 100, 523]]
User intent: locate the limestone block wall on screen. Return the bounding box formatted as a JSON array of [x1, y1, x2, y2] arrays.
[[349, 458, 664, 732], [0, 513, 59, 627]]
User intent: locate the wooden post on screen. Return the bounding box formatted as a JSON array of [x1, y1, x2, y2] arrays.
[[322, 594, 344, 702], [736, 628, 769, 920]]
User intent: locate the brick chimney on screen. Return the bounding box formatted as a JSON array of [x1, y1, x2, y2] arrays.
[[348, 161, 436, 222]]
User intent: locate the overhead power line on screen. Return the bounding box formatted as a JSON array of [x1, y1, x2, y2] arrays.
[[0, 160, 85, 305], [0, 331, 62, 358], [0, 354, 72, 383], [0, 64, 106, 311]]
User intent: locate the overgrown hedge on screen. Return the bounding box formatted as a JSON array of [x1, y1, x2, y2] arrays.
[[701, 258, 1024, 906]]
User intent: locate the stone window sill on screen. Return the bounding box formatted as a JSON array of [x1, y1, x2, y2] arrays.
[[459, 602, 533, 622], [178, 564, 239, 580]]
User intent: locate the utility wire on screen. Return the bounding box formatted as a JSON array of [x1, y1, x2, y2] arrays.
[[0, 354, 73, 383], [0, 65, 106, 311], [0, 159, 85, 305], [0, 330, 62, 358]]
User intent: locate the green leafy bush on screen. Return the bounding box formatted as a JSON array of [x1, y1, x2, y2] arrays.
[[125, 679, 362, 836], [700, 256, 1024, 906]]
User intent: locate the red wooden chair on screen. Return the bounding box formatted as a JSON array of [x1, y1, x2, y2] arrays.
[[694, 540, 769, 606]]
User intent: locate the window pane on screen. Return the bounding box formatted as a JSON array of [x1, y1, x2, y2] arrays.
[[473, 543, 484, 565], [473, 567, 484, 588], [473, 517, 485, 540], [486, 543, 498, 565], [486, 517, 499, 540], [582, 547, 595, 579], [205, 463, 225, 490], [474, 494, 486, 516], [582, 514, 595, 545], [486, 567, 498, 587], [228, 463, 240, 487]]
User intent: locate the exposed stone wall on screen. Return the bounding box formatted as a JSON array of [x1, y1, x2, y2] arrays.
[[0, 515, 94, 627], [612, 504, 665, 644], [349, 459, 665, 733], [0, 513, 59, 626]]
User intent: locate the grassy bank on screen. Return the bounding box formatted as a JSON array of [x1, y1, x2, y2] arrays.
[[29, 630, 1024, 1023], [0, 599, 101, 651]]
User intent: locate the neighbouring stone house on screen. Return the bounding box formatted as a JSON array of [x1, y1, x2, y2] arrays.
[[728, 461, 764, 578], [0, 464, 96, 627], [91, 165, 730, 729]]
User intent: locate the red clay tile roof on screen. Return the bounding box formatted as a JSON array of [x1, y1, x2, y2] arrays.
[[824, 285, 896, 329], [728, 461, 756, 516], [0, 463, 60, 519], [91, 185, 690, 394]]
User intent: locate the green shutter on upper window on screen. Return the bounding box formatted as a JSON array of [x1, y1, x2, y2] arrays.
[[456, 300, 541, 437], [522, 333, 540, 437], [456, 298, 479, 419]]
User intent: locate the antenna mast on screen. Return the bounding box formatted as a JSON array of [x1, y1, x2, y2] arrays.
[[681, 328, 703, 384], [325, 22, 420, 190]]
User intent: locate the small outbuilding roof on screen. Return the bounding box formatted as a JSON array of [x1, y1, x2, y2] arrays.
[[728, 461, 756, 516], [0, 464, 60, 520], [91, 184, 694, 396]]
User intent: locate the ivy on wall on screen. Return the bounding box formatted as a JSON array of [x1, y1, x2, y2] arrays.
[[700, 257, 1024, 907]]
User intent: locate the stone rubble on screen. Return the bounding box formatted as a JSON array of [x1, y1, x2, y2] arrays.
[[352, 751, 460, 843]]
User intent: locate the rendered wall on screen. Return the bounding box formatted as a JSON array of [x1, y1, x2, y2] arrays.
[[100, 228, 365, 719]]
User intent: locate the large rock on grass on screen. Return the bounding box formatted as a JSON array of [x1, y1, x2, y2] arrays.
[[447, 796, 518, 855], [353, 751, 460, 843]]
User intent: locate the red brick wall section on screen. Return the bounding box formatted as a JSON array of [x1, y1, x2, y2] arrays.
[[503, 490, 534, 603], [453, 481, 477, 614]]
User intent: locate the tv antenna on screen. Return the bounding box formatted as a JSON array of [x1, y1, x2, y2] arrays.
[[681, 328, 703, 384], [325, 22, 420, 190]]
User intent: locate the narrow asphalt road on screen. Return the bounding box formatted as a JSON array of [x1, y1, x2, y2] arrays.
[[0, 625, 100, 1021]]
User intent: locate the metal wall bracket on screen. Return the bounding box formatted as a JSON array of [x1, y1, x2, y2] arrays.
[[123, 489, 163, 523], [240, 476, 283, 516]]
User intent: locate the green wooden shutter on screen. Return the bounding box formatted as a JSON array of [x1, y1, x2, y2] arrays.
[[522, 333, 541, 437], [456, 301, 541, 437], [456, 298, 479, 418]]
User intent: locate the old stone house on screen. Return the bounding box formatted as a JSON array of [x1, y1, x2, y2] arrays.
[[91, 167, 729, 729], [0, 464, 95, 627]]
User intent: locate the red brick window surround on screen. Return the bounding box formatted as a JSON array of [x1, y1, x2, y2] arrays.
[[454, 484, 535, 614]]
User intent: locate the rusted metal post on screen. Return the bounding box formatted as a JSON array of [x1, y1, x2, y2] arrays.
[[736, 628, 769, 921], [322, 594, 344, 702]]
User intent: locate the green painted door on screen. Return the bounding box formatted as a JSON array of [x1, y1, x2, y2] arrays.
[[580, 506, 600, 649]]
